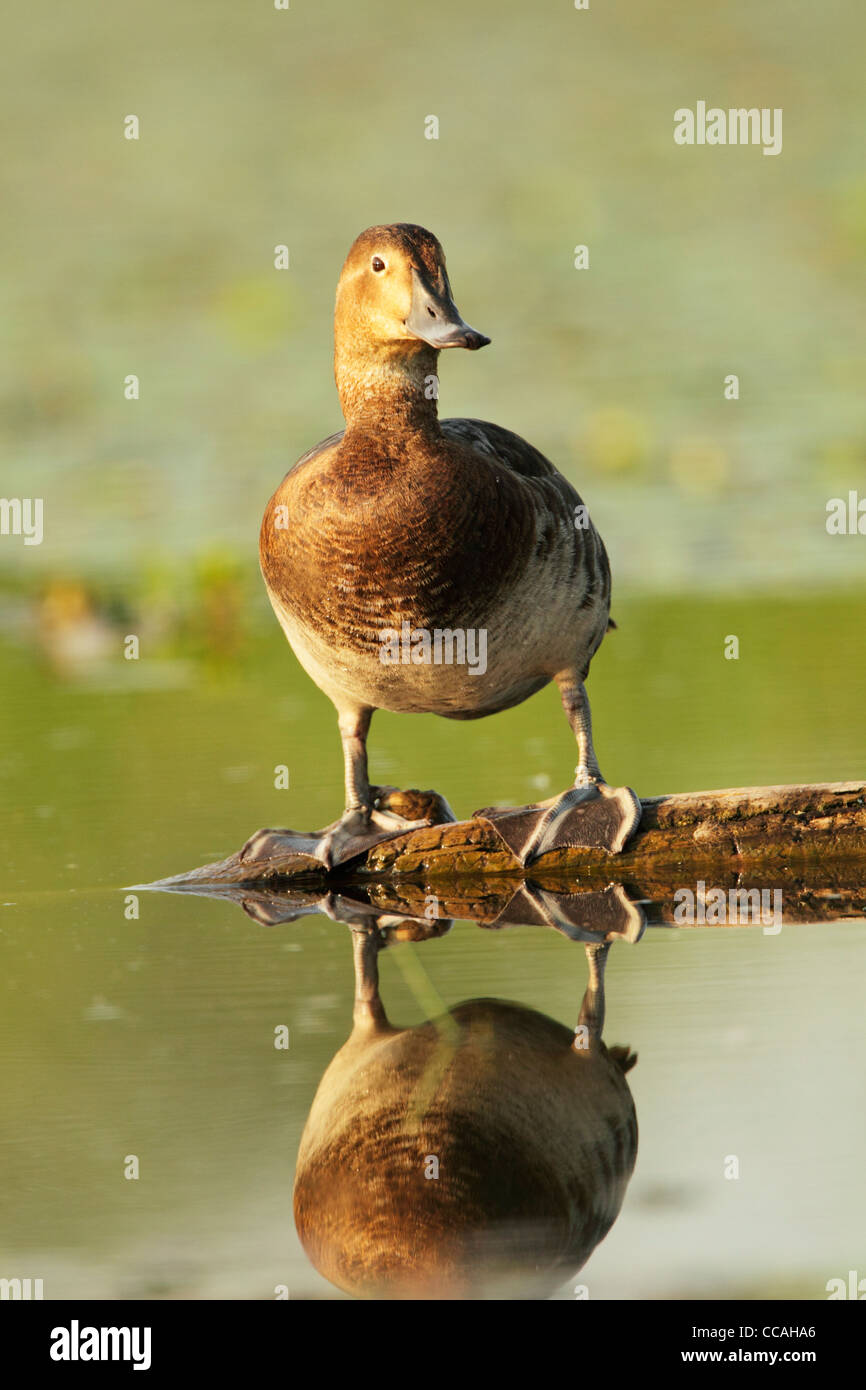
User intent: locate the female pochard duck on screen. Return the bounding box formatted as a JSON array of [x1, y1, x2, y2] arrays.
[[251, 224, 639, 868]]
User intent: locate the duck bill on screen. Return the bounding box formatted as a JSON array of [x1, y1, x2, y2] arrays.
[[404, 268, 490, 350]]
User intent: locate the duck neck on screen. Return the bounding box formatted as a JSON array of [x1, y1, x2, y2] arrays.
[[335, 341, 441, 436]]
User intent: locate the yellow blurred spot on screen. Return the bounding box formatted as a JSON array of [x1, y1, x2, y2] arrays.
[[584, 408, 649, 474], [833, 175, 866, 257], [38, 581, 116, 676], [669, 437, 729, 494], [818, 437, 865, 480]]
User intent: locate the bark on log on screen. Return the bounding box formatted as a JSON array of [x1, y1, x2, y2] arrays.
[[152, 781, 866, 888]]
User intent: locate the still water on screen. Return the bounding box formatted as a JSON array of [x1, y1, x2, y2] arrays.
[[1, 594, 864, 1299]]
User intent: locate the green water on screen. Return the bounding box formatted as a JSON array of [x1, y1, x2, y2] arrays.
[[1, 593, 864, 1298]]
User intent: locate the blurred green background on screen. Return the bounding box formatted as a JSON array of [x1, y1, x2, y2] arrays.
[[1, 0, 865, 599], [1, 0, 865, 1302]]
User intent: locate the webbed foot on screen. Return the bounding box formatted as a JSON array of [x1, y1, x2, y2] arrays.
[[240, 786, 456, 873], [475, 781, 641, 866]]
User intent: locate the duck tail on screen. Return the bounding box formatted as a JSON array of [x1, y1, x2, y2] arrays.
[[609, 1045, 638, 1074], [607, 617, 617, 631]]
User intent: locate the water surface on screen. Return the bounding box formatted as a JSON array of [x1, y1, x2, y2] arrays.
[[1, 594, 864, 1298]]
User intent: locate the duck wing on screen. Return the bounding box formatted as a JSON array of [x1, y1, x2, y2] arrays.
[[441, 416, 612, 630], [440, 417, 560, 480]]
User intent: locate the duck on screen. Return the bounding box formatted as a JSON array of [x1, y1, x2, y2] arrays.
[[293, 927, 638, 1299], [250, 223, 639, 869]]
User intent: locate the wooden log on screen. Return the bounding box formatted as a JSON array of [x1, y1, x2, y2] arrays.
[[151, 780, 866, 888]]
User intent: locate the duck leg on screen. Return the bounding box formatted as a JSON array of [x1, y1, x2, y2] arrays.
[[240, 704, 455, 873], [575, 941, 610, 1045], [474, 673, 641, 866], [350, 926, 391, 1032]]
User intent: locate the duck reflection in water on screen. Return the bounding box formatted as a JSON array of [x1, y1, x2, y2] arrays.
[[293, 918, 638, 1300]]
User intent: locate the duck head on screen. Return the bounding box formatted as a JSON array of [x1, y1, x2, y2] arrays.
[[334, 224, 489, 425]]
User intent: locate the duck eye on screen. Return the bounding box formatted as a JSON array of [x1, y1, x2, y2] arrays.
[[371, 256, 386, 273]]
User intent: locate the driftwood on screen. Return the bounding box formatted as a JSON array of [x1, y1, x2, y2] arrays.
[[152, 781, 866, 888]]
